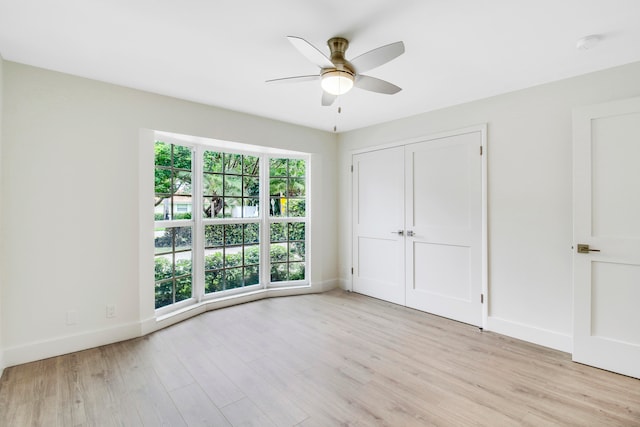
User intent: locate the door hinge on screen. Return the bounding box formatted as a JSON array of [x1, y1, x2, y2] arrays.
[[350, 165, 353, 172], [481, 293, 484, 303], [480, 146, 483, 156], [351, 267, 354, 275]]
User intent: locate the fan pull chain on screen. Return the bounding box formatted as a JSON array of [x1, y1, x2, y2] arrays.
[[333, 103, 342, 132]]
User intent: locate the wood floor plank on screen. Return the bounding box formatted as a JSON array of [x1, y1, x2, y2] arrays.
[[1, 290, 639, 426], [220, 397, 279, 427], [169, 383, 231, 426]]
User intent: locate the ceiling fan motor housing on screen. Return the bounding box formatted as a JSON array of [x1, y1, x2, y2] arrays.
[[326, 37, 355, 75]]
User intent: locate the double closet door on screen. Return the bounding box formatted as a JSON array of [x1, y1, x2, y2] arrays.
[[352, 129, 485, 327]]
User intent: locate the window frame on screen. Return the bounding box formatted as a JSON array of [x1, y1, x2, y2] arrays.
[[153, 134, 310, 315]]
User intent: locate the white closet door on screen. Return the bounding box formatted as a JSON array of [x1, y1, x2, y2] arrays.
[[573, 97, 640, 379], [405, 132, 483, 326], [352, 147, 405, 305]]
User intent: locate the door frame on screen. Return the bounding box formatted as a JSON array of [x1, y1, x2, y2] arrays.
[[349, 124, 488, 328]]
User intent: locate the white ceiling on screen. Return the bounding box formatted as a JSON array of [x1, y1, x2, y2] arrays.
[[1, 0, 639, 132]]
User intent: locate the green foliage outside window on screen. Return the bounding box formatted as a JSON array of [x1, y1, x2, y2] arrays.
[[269, 158, 306, 217], [154, 142, 308, 309]]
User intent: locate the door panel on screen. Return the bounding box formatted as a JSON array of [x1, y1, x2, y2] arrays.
[[405, 132, 483, 326], [352, 147, 405, 305], [413, 243, 471, 301], [573, 97, 640, 379], [591, 261, 640, 344]]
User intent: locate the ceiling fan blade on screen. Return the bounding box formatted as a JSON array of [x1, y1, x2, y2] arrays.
[[355, 75, 402, 94], [350, 41, 405, 73], [321, 91, 337, 106], [266, 75, 319, 84], [287, 36, 334, 69]]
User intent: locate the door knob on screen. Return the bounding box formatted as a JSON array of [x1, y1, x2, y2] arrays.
[[577, 244, 600, 254], [407, 230, 415, 237]]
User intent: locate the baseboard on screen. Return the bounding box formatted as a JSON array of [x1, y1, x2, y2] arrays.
[[3, 321, 142, 368], [486, 316, 572, 353]]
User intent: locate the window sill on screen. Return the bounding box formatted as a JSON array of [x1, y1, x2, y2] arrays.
[[154, 283, 312, 329]]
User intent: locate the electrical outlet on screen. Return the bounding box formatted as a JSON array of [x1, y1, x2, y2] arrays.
[[66, 310, 78, 325], [106, 304, 116, 318]]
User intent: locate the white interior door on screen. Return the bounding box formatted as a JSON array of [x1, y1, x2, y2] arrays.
[[352, 147, 405, 305], [573, 97, 640, 379], [405, 132, 483, 326]]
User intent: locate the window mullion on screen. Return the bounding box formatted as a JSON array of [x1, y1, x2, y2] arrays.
[[261, 154, 270, 288], [192, 145, 205, 302]]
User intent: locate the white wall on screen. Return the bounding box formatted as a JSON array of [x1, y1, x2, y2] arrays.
[[337, 61, 640, 352], [0, 62, 338, 367], [0, 54, 5, 377]]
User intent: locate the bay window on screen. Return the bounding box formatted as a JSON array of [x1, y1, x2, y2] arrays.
[[153, 137, 309, 311]]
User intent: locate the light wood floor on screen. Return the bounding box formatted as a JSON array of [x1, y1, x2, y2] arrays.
[[1, 290, 639, 426]]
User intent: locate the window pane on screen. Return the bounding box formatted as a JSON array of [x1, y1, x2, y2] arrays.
[[289, 223, 305, 241], [155, 168, 172, 194], [289, 159, 306, 177], [154, 254, 173, 280], [155, 280, 174, 309], [224, 175, 242, 196], [288, 199, 305, 217], [270, 243, 287, 262], [203, 173, 222, 197], [226, 267, 244, 289], [205, 225, 224, 248], [270, 178, 287, 196], [244, 177, 259, 197], [244, 265, 260, 286], [289, 242, 305, 261], [174, 227, 192, 252], [205, 248, 223, 270], [270, 223, 287, 242], [244, 155, 260, 176], [269, 158, 288, 177], [243, 199, 259, 218], [155, 228, 173, 254], [205, 270, 224, 293], [174, 170, 192, 194], [271, 263, 287, 282], [289, 178, 305, 197], [175, 275, 192, 302], [203, 151, 223, 173], [244, 244, 260, 265], [225, 198, 242, 217], [289, 263, 305, 281], [244, 224, 260, 244], [225, 248, 242, 268], [173, 145, 192, 169], [269, 197, 282, 217], [203, 196, 224, 219], [172, 196, 192, 219], [225, 224, 243, 246], [224, 153, 243, 174], [154, 142, 172, 167], [176, 255, 192, 277]]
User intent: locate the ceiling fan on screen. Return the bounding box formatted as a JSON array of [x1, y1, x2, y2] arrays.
[[267, 36, 405, 106]]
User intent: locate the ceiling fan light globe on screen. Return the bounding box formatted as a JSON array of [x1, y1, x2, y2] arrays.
[[321, 70, 354, 95]]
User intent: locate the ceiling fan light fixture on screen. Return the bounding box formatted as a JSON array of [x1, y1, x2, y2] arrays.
[[321, 70, 354, 95]]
